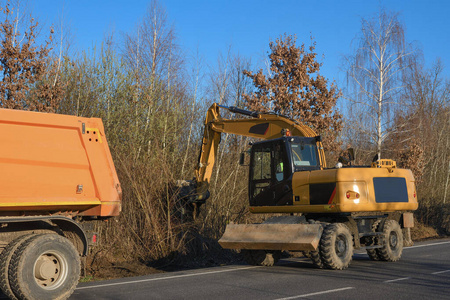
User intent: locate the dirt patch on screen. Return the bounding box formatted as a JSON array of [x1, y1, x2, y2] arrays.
[[82, 235, 243, 282], [86, 260, 163, 281], [83, 249, 164, 281]]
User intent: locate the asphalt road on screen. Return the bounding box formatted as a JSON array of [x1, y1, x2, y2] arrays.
[[72, 238, 450, 300]]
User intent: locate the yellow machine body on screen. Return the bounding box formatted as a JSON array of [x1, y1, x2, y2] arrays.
[[191, 104, 417, 256], [249, 167, 418, 214]]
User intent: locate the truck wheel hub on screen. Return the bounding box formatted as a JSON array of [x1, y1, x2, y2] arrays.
[[35, 255, 59, 281]]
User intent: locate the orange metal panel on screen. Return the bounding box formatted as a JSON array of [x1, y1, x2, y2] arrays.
[[0, 108, 121, 217]]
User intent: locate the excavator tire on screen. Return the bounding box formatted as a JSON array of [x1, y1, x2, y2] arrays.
[[304, 220, 324, 268], [377, 220, 403, 262], [242, 250, 281, 266], [320, 223, 353, 270], [302, 251, 311, 258], [309, 250, 324, 269], [366, 219, 382, 261]]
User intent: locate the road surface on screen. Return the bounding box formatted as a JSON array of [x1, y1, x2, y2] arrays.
[[71, 238, 450, 300]]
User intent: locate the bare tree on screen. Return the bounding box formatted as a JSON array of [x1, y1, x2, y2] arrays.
[[344, 9, 416, 160], [399, 59, 450, 203], [200, 49, 255, 235], [122, 0, 182, 159]]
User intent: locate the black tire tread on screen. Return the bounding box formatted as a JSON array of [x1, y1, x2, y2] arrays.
[[366, 219, 382, 261], [9, 234, 43, 300], [309, 250, 324, 269], [0, 234, 35, 300], [306, 220, 324, 268], [377, 220, 403, 262], [320, 223, 353, 270]]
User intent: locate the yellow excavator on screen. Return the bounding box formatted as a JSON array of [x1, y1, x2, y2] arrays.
[[181, 103, 418, 270]]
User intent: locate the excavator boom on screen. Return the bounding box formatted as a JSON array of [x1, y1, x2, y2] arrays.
[[194, 103, 325, 200]]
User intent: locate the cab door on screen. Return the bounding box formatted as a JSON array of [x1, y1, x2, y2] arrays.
[[249, 139, 292, 206]]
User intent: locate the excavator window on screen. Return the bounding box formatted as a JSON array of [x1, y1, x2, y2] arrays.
[[252, 147, 272, 181], [251, 146, 272, 198], [274, 144, 285, 182], [290, 138, 319, 171]]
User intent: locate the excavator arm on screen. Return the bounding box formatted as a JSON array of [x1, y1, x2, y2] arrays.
[[191, 103, 326, 207]]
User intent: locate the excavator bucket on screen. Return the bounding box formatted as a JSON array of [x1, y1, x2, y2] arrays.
[[219, 223, 323, 251]]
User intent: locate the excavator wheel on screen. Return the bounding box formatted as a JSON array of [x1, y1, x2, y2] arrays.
[[366, 219, 382, 261], [303, 220, 324, 268], [302, 250, 323, 268], [320, 223, 353, 270], [242, 250, 281, 266], [377, 220, 403, 261], [309, 250, 324, 269]]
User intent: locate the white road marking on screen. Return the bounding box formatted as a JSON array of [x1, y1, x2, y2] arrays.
[[405, 241, 450, 249], [76, 266, 259, 290], [76, 240, 450, 291], [432, 269, 450, 275], [353, 240, 450, 255], [274, 287, 355, 300], [384, 277, 411, 283]]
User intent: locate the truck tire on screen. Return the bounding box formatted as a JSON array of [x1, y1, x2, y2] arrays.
[[320, 223, 353, 270], [377, 220, 403, 262], [9, 234, 81, 300], [366, 220, 382, 261], [242, 250, 280, 266], [0, 235, 35, 300]]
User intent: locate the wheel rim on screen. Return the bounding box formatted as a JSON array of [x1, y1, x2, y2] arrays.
[[389, 231, 398, 249], [33, 251, 68, 290], [335, 234, 348, 258]]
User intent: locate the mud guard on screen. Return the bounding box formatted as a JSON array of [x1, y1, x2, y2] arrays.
[[219, 223, 323, 251]]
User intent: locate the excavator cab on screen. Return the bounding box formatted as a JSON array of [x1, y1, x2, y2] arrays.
[[249, 137, 320, 207]]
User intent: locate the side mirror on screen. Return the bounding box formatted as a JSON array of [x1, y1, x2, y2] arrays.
[[239, 152, 245, 166]]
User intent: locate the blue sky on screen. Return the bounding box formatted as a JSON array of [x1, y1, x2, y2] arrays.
[[31, 0, 450, 85]]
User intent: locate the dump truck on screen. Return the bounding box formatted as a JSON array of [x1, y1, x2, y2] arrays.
[[0, 108, 121, 300], [182, 103, 417, 270]]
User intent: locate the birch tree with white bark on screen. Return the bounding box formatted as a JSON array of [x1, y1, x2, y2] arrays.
[[344, 10, 416, 161]]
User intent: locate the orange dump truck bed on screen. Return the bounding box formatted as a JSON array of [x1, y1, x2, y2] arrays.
[[0, 108, 121, 216]]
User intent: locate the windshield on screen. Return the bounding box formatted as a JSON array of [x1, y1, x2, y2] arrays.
[[290, 141, 319, 170]]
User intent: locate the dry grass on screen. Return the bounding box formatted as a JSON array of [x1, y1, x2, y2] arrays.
[[415, 203, 450, 236]]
